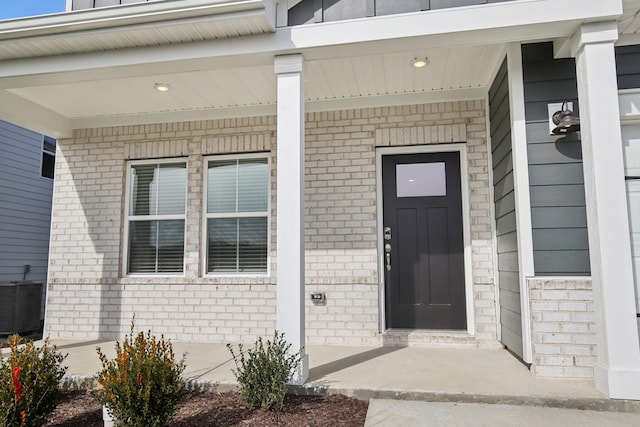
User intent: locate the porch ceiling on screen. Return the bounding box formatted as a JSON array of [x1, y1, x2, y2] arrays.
[[620, 0, 640, 43], [5, 44, 503, 123]]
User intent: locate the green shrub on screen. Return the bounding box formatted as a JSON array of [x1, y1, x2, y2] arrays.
[[227, 331, 302, 411], [0, 335, 67, 427], [96, 326, 185, 427]]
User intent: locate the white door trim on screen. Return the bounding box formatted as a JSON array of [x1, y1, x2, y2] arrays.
[[376, 143, 475, 334]]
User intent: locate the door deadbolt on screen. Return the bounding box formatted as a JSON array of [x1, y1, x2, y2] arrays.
[[384, 227, 392, 240]]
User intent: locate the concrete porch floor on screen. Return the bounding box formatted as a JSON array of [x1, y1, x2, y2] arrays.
[[20, 339, 637, 413]]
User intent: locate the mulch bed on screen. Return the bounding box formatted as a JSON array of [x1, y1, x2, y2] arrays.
[[44, 390, 369, 426]]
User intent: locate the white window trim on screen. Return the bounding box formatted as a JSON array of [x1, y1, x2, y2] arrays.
[[122, 158, 187, 277], [202, 152, 271, 277]]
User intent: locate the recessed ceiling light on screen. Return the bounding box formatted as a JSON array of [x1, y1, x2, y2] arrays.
[[411, 58, 430, 68], [154, 83, 170, 92]]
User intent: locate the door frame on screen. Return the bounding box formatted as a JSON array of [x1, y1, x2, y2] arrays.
[[376, 143, 475, 334]]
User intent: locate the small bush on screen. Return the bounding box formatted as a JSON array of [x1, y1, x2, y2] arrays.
[[96, 326, 186, 427], [0, 335, 67, 427], [227, 331, 302, 411]]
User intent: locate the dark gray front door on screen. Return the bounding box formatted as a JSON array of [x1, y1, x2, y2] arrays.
[[382, 152, 467, 329]]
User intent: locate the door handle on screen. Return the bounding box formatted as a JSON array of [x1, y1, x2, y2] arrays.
[[385, 243, 391, 271]]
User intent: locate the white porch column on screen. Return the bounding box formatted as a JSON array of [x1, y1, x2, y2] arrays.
[[274, 53, 308, 384], [572, 21, 640, 399]]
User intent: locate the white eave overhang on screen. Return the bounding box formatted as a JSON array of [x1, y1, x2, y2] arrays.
[[0, 0, 276, 60]]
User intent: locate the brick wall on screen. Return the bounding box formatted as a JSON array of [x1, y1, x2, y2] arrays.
[[528, 278, 596, 378], [45, 101, 498, 346]]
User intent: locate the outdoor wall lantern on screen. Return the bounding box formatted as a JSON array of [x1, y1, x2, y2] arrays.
[[551, 102, 581, 135]]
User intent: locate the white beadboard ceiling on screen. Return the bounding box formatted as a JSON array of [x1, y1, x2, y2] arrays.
[[620, 0, 640, 37], [7, 44, 503, 120], [0, 16, 275, 60]]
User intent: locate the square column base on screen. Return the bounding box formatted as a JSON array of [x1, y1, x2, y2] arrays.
[[290, 353, 309, 385], [594, 364, 640, 399]]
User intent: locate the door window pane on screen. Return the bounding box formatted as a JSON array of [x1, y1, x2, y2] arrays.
[[396, 162, 446, 197]]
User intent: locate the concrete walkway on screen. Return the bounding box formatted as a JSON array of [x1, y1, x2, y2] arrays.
[[5, 340, 640, 424], [365, 400, 640, 426]]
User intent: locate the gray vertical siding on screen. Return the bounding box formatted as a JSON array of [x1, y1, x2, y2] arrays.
[[616, 45, 640, 90], [490, 59, 523, 358], [522, 42, 590, 276], [72, 0, 153, 10], [0, 121, 53, 300], [288, 0, 516, 25]]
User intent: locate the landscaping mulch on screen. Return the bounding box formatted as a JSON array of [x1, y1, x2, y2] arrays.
[[44, 390, 369, 427]]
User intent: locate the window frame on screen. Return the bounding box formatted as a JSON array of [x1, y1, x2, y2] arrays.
[[202, 153, 271, 277], [123, 158, 188, 276], [41, 135, 56, 180]]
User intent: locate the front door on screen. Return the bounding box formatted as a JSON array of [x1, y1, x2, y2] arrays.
[[382, 152, 466, 329]]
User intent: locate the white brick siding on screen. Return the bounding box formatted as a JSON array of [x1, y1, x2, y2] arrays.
[[528, 278, 596, 379], [45, 101, 499, 347]]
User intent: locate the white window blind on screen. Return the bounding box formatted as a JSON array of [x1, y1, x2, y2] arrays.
[[127, 162, 186, 273], [206, 156, 268, 273]]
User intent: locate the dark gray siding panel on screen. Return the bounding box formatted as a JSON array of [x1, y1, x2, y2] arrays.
[[616, 45, 640, 90], [72, 0, 150, 10], [532, 228, 589, 251], [289, 0, 517, 25], [0, 121, 53, 299], [522, 42, 590, 276], [489, 58, 523, 359]]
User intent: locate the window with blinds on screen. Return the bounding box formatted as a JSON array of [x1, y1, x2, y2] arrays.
[[126, 161, 186, 274], [205, 155, 269, 274]]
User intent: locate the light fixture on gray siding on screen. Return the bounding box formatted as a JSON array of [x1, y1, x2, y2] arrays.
[[411, 58, 430, 68], [154, 83, 170, 92], [551, 102, 580, 134]]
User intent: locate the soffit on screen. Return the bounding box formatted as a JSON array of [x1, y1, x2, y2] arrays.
[[620, 0, 640, 38], [0, 0, 275, 60]]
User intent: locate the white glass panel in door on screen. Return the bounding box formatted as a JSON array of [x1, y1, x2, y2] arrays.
[[396, 162, 446, 198]]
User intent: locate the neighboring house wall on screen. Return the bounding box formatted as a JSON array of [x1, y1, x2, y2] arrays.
[[489, 59, 523, 358], [0, 120, 54, 314], [521, 42, 590, 276], [45, 100, 498, 346]]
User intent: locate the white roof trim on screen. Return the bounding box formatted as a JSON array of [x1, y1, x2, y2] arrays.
[[0, 0, 275, 40]]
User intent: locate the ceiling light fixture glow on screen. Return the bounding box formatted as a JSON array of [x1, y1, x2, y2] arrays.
[[154, 83, 170, 92], [411, 58, 430, 68]]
